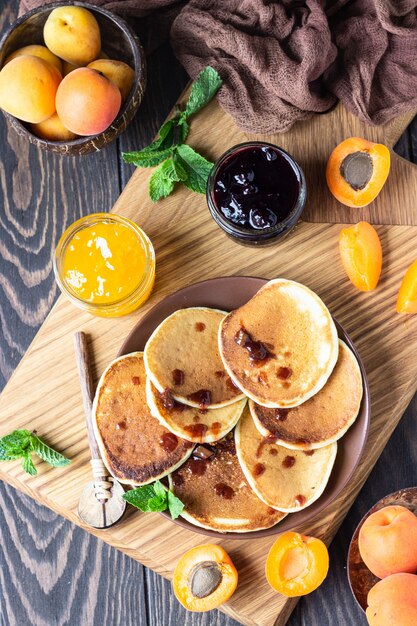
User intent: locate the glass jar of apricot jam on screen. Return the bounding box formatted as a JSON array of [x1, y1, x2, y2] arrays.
[[206, 142, 306, 246], [54, 213, 155, 317]]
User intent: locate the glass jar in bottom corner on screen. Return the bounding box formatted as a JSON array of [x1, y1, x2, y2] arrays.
[[53, 213, 155, 317]]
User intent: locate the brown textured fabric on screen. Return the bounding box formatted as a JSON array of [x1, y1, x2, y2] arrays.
[[17, 0, 417, 133]]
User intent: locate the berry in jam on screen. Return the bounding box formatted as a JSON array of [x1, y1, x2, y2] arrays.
[[212, 145, 300, 230]]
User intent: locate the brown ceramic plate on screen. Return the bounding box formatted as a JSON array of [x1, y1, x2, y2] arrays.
[[348, 487, 417, 612], [119, 276, 370, 539]]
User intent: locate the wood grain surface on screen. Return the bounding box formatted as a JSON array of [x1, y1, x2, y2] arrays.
[[1, 2, 417, 625]]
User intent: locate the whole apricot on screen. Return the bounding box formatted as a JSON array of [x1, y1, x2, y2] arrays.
[[366, 573, 417, 626], [0, 55, 61, 124], [43, 6, 101, 66], [87, 59, 135, 102], [56, 68, 121, 136], [359, 505, 417, 579], [31, 112, 77, 141], [4, 44, 62, 73]]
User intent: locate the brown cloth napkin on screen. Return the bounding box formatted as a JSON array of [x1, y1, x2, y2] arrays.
[[18, 0, 417, 134]]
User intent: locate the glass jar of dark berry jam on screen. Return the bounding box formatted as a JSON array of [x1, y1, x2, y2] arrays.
[[206, 142, 306, 246]]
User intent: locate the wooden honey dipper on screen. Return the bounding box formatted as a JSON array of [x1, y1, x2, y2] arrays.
[[74, 331, 126, 529]]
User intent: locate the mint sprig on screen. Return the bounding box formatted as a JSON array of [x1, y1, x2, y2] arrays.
[[0, 429, 70, 476], [123, 479, 185, 519], [122, 66, 222, 202]]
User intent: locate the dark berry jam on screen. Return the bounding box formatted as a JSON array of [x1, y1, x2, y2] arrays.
[[207, 142, 306, 246]]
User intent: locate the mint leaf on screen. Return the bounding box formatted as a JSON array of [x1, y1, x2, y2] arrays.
[[30, 435, 70, 468], [176, 144, 214, 194], [22, 453, 37, 476], [0, 429, 70, 475], [123, 484, 161, 511], [123, 481, 185, 518], [153, 480, 167, 499], [0, 429, 32, 459], [167, 490, 185, 519], [147, 495, 167, 512], [163, 156, 187, 183], [149, 162, 175, 202], [182, 66, 222, 120], [122, 147, 173, 168]]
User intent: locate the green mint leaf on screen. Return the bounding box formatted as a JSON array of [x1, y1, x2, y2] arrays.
[[0, 443, 22, 461], [22, 453, 37, 476], [149, 162, 175, 202], [122, 147, 173, 168], [178, 117, 189, 143], [0, 429, 32, 458], [176, 144, 214, 194], [147, 495, 168, 512], [153, 480, 167, 499], [163, 156, 187, 183], [30, 435, 70, 468], [167, 490, 185, 519], [123, 485, 162, 513], [182, 66, 222, 120]]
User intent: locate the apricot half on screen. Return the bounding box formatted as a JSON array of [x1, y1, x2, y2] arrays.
[[265, 531, 329, 597], [173, 544, 238, 612], [56, 68, 121, 136], [397, 259, 417, 313], [366, 573, 417, 626], [0, 55, 61, 124], [358, 505, 417, 579], [327, 137, 390, 207], [339, 222, 382, 291]]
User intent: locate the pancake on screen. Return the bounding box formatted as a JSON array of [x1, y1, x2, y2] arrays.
[[250, 340, 363, 449], [218, 279, 339, 408], [168, 432, 286, 533], [146, 378, 247, 443], [144, 307, 245, 408], [235, 406, 337, 513], [92, 352, 193, 486]]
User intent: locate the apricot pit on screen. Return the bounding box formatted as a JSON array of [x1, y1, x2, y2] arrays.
[[173, 545, 238, 612]]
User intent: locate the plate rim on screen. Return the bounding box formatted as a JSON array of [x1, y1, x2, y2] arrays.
[[118, 275, 371, 540]]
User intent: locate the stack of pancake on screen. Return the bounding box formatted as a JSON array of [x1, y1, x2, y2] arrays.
[[92, 279, 363, 533]]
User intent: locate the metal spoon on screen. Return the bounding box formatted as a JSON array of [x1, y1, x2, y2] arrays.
[[74, 331, 126, 528]]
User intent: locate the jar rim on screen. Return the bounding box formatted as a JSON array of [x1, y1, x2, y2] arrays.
[[206, 141, 306, 241], [53, 213, 155, 311]]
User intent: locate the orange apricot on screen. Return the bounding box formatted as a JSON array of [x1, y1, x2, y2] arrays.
[[366, 573, 417, 626], [30, 112, 78, 142], [0, 55, 61, 124], [327, 137, 390, 207], [4, 44, 63, 73], [339, 222, 382, 291], [87, 59, 135, 102], [358, 505, 417, 579], [397, 259, 417, 313], [173, 544, 238, 612], [56, 68, 121, 136], [265, 531, 329, 597]]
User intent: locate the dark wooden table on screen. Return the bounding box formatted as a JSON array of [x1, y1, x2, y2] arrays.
[[1, 2, 417, 624]]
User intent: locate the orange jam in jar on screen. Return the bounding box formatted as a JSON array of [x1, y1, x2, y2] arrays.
[[54, 214, 155, 317]]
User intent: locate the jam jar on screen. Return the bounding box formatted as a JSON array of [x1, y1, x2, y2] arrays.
[[54, 213, 155, 317], [206, 142, 306, 246]]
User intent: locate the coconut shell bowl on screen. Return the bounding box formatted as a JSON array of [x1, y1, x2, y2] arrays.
[[0, 1, 146, 155]]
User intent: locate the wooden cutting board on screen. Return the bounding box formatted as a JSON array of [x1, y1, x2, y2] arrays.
[[1, 95, 417, 626]]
